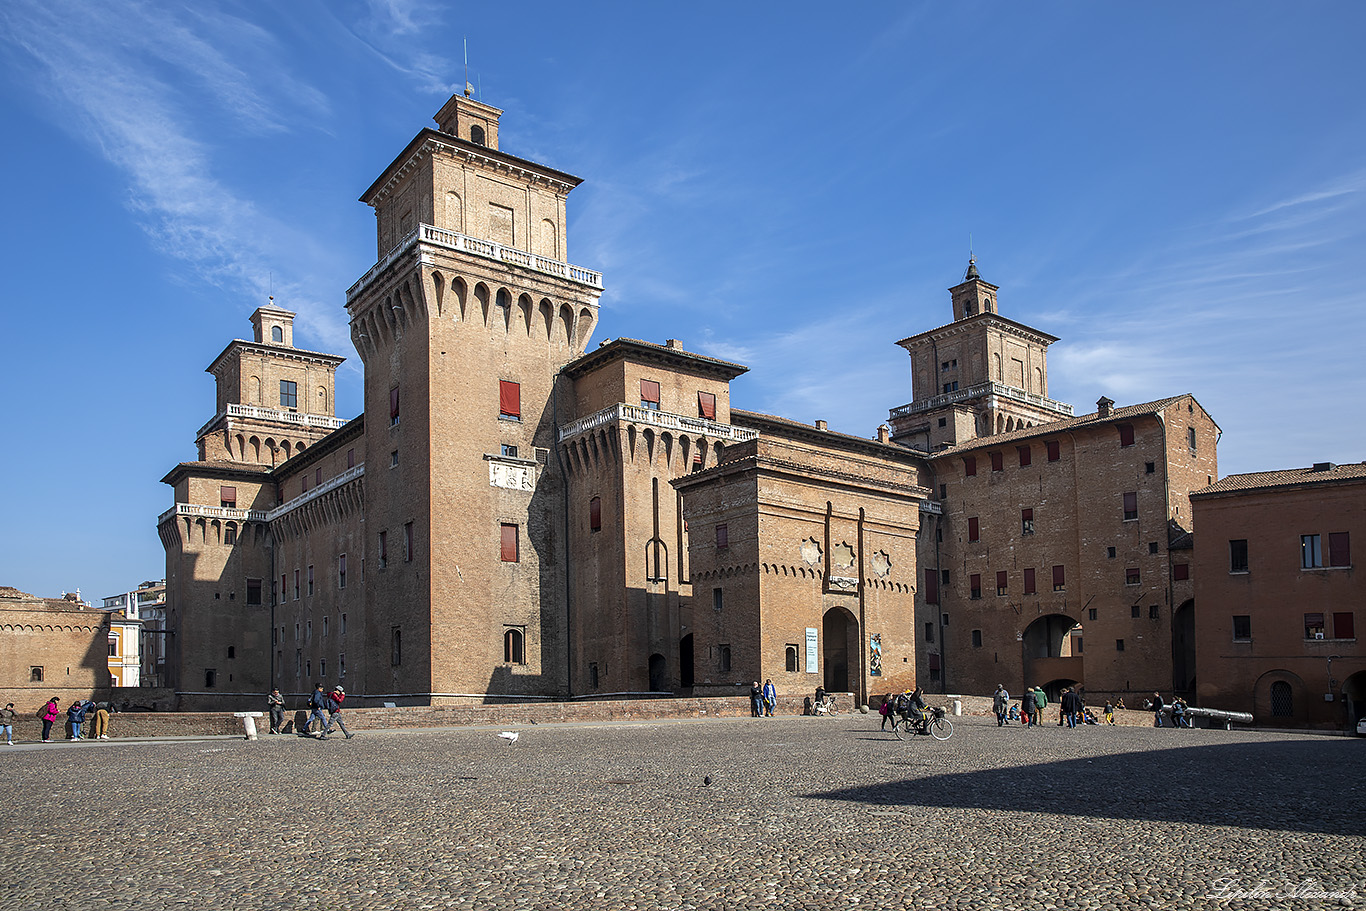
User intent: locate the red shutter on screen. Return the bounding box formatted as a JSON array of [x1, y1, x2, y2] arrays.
[[1329, 532, 1351, 567], [698, 391, 716, 420], [963, 456, 977, 477], [1173, 563, 1189, 581], [1118, 424, 1135, 447], [991, 452, 1004, 472], [716, 524, 729, 548], [500, 524, 519, 562], [996, 570, 1007, 591], [1046, 440, 1060, 461], [1017, 445, 1031, 467], [1334, 612, 1355, 640], [1023, 568, 1036, 594], [220, 486, 236, 506], [315, 468, 322, 486], [590, 496, 601, 531], [1123, 492, 1138, 519], [924, 568, 939, 604], [928, 653, 941, 671], [1052, 565, 1066, 589], [970, 574, 981, 598], [499, 380, 521, 418], [968, 516, 979, 542], [640, 379, 660, 405]]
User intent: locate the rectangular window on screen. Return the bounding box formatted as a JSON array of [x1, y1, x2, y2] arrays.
[[942, 381, 958, 394], [1046, 440, 1060, 461], [718, 645, 731, 672], [1088, 607, 1098, 621], [963, 456, 977, 477], [322, 616, 329, 638], [969, 573, 981, 600], [1188, 426, 1197, 453], [499, 380, 521, 419], [698, 391, 716, 420], [1229, 539, 1248, 573], [307, 565, 314, 596], [1123, 492, 1138, 521], [391, 627, 401, 666], [1132, 604, 1141, 618], [924, 622, 935, 644], [500, 523, 519, 563], [715, 523, 728, 549], [640, 379, 661, 410], [1115, 639, 1125, 652], [338, 554, 346, 590], [315, 467, 322, 487], [1173, 563, 1189, 581], [971, 629, 983, 648], [280, 380, 298, 409], [281, 574, 287, 604], [501, 443, 518, 458], [1232, 615, 1251, 640], [589, 496, 602, 532], [246, 579, 262, 605], [390, 450, 398, 468], [347, 448, 355, 469], [1107, 546, 1116, 559], [205, 669, 217, 688], [293, 569, 300, 601], [1149, 604, 1160, 620], [1333, 612, 1355, 640], [968, 516, 980, 542], [1023, 568, 1036, 595], [1301, 534, 1322, 569], [941, 569, 950, 584], [1329, 532, 1351, 567], [996, 571, 1008, 596], [1052, 564, 1065, 591], [990, 451, 1004, 472], [1118, 424, 1134, 447], [302, 475, 309, 494], [712, 588, 723, 612], [379, 531, 388, 569], [390, 386, 400, 426], [1021, 508, 1034, 536], [404, 522, 414, 562], [220, 486, 236, 508], [1145, 461, 1156, 474], [1304, 612, 1325, 639], [1017, 445, 1031, 467], [1126, 567, 1140, 585], [924, 568, 939, 604]]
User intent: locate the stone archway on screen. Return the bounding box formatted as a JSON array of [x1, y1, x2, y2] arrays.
[[1172, 599, 1196, 696], [1342, 670, 1366, 732], [1022, 613, 1083, 693], [823, 606, 859, 693], [648, 653, 667, 693]]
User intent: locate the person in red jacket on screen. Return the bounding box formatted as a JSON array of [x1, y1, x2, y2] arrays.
[[319, 686, 353, 739]]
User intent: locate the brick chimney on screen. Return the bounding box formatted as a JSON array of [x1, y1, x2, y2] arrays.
[[1097, 396, 1114, 418]]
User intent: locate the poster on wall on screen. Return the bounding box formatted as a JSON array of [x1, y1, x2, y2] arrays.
[[805, 628, 818, 674], [869, 634, 882, 677]]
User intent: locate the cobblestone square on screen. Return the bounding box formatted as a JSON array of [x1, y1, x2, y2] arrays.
[[4, 715, 1363, 910]]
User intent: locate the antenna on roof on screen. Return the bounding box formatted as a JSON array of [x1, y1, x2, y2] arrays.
[[464, 39, 473, 97]]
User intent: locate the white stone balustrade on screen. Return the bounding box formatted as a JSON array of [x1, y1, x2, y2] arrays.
[[559, 403, 759, 444], [158, 503, 271, 525], [197, 404, 347, 439], [889, 381, 1073, 419]]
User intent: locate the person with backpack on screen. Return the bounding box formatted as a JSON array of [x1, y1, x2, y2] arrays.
[[39, 697, 60, 742], [319, 686, 353, 739], [302, 684, 329, 737], [67, 699, 90, 740]]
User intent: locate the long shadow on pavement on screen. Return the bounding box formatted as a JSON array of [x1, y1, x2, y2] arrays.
[[807, 738, 1366, 835]]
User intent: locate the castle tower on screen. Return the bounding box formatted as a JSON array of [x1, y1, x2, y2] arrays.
[[889, 260, 1073, 450], [197, 303, 346, 464], [345, 94, 603, 701]]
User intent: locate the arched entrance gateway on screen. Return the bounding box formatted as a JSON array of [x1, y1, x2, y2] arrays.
[[678, 634, 694, 690], [1022, 613, 1083, 697], [1342, 671, 1366, 733], [822, 606, 859, 695], [648, 653, 667, 692], [1172, 599, 1196, 697]]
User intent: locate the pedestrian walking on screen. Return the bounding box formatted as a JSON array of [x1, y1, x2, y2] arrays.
[[1061, 687, 1082, 728], [267, 689, 285, 734], [319, 686, 353, 739], [762, 679, 777, 717], [750, 681, 764, 718], [39, 697, 60, 742], [91, 702, 111, 739], [67, 699, 90, 740], [303, 684, 329, 736], [1151, 692, 1165, 727], [993, 684, 1010, 726], [1103, 701, 1115, 725], [1033, 687, 1047, 727], [0, 703, 15, 744]]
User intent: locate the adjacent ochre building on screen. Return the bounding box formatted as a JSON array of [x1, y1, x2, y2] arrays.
[[153, 89, 1360, 728]]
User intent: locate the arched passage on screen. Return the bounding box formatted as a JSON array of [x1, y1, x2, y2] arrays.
[[649, 653, 667, 693], [1342, 671, 1366, 732], [1172, 598, 1196, 696], [1022, 613, 1083, 694], [679, 634, 694, 689], [823, 606, 859, 693]]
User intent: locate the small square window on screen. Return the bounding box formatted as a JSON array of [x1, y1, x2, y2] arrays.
[[1173, 563, 1189, 581], [1046, 441, 1060, 462], [1145, 461, 1155, 474], [990, 452, 1004, 472], [502, 443, 519, 458], [1107, 546, 1116, 559], [938, 417, 947, 428], [1126, 567, 1140, 585], [1088, 608, 1097, 621], [1149, 542, 1159, 555], [1233, 615, 1251, 640], [1149, 604, 1160, 620], [1115, 639, 1125, 652]]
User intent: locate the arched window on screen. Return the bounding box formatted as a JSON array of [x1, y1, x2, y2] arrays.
[[1270, 681, 1293, 716], [785, 646, 798, 673], [470, 125, 486, 146], [271, 326, 283, 343], [504, 628, 525, 664]]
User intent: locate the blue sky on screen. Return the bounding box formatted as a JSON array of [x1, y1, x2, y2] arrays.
[[1, 2, 1363, 601]]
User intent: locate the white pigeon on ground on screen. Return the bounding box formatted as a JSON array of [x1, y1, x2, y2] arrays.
[[497, 731, 519, 743]]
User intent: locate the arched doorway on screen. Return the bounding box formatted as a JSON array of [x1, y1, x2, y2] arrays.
[[1342, 671, 1366, 732], [1172, 599, 1196, 697], [678, 634, 694, 689], [823, 606, 858, 693], [1040, 678, 1080, 704], [648, 653, 667, 692], [1022, 613, 1082, 693]]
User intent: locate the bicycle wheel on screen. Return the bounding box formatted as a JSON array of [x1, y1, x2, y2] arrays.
[[928, 718, 953, 740], [891, 717, 907, 740]]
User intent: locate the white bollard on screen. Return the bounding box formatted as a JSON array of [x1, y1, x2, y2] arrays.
[[947, 695, 963, 716], [233, 711, 264, 740]]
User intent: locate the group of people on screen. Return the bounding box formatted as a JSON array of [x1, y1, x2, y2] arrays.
[[749, 680, 778, 717], [25, 697, 117, 743], [1148, 692, 1192, 727], [992, 684, 1123, 728], [268, 684, 353, 738], [878, 687, 928, 730]]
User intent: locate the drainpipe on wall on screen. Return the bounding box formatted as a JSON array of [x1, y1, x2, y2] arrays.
[[552, 366, 575, 699]]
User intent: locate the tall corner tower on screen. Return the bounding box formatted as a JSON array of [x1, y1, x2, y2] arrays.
[[346, 93, 604, 702], [889, 259, 1072, 450]]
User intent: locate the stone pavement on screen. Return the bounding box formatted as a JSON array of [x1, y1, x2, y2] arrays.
[[4, 714, 1362, 910]]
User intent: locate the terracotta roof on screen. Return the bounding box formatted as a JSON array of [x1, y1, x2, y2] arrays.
[[1192, 461, 1366, 497], [927, 395, 1204, 459], [563, 337, 748, 381]]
